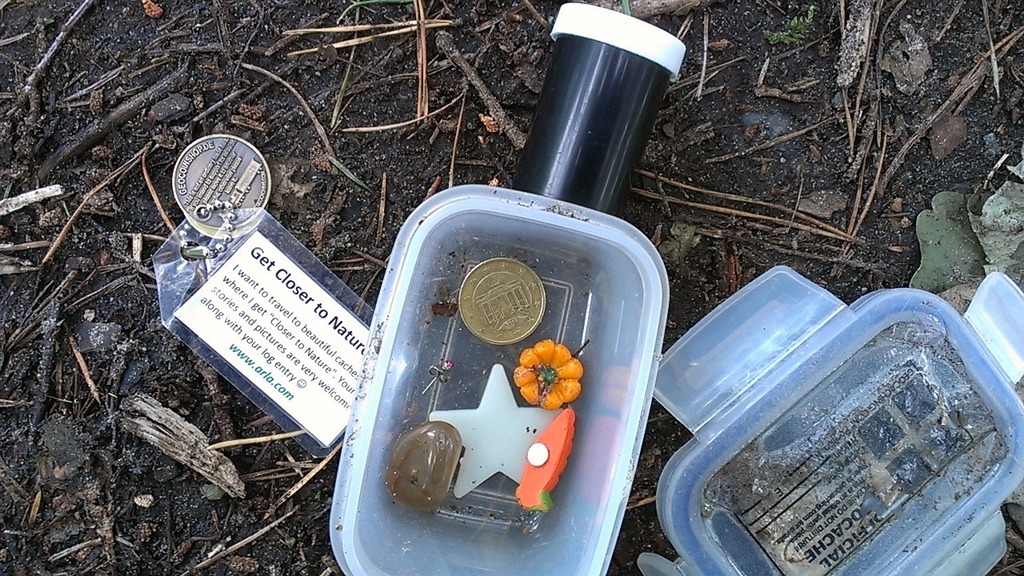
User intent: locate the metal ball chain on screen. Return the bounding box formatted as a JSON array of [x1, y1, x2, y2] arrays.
[[179, 201, 237, 261]]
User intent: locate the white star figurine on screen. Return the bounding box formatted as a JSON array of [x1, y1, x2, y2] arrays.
[[429, 364, 560, 498]]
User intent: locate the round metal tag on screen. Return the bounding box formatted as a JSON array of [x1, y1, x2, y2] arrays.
[[172, 134, 271, 237]]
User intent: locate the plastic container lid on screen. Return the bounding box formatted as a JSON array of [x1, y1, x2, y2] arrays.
[[330, 185, 669, 576], [551, 3, 686, 79], [643, 267, 1024, 576]]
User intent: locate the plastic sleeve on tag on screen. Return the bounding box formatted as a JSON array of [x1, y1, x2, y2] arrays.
[[655, 266, 846, 434], [153, 210, 372, 456], [965, 272, 1024, 385]]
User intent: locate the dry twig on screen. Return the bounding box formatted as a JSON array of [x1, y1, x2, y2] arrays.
[[43, 146, 147, 264], [696, 11, 709, 100], [263, 441, 343, 519], [436, 31, 527, 149], [68, 334, 101, 404], [36, 65, 185, 181], [705, 114, 840, 164], [637, 169, 855, 240], [376, 173, 387, 246], [141, 147, 176, 233], [341, 92, 462, 133], [184, 508, 297, 574], [632, 187, 859, 244], [448, 95, 467, 189], [241, 62, 336, 160], [208, 430, 305, 451], [286, 21, 452, 56], [877, 24, 1024, 200], [413, 0, 430, 117], [19, 0, 98, 125]]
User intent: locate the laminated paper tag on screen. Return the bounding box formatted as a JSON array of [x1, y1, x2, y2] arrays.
[[153, 209, 371, 455]]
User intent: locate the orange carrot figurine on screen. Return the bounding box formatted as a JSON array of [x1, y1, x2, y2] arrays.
[[516, 407, 575, 511]]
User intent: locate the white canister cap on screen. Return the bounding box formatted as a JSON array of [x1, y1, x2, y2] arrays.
[[551, 3, 686, 79]]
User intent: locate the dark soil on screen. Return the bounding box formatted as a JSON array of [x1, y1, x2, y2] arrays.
[[1, 0, 1022, 574]]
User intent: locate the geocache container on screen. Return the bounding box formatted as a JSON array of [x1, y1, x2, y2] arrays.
[[638, 267, 1024, 576], [330, 185, 668, 575], [330, 5, 685, 575]]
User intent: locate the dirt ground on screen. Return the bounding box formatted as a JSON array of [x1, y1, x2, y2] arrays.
[[1, 0, 1023, 574]]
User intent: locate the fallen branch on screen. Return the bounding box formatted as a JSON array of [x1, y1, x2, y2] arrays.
[[121, 394, 246, 498], [36, 65, 186, 182]]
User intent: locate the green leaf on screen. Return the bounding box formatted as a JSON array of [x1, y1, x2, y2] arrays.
[[328, 157, 372, 192], [909, 191, 987, 293]]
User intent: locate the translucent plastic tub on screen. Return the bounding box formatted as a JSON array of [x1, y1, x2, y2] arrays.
[[330, 185, 669, 575], [640, 267, 1024, 576]]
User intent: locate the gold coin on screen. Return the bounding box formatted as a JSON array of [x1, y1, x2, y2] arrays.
[[459, 258, 545, 345], [172, 134, 271, 237]]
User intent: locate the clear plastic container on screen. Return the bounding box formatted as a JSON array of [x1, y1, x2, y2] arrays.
[[640, 267, 1024, 576], [330, 185, 669, 575]]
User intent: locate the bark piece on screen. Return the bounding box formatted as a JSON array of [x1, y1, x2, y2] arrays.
[[120, 394, 245, 498]]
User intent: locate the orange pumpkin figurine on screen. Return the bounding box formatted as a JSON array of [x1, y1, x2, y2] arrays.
[[513, 339, 583, 410], [516, 407, 575, 511]]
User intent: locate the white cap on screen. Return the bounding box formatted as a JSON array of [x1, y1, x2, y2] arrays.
[[551, 3, 686, 80]]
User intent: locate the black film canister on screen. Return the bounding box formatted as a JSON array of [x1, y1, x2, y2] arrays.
[[513, 4, 686, 214]]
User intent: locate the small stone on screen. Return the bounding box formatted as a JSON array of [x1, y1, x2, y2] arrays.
[[385, 421, 462, 511], [75, 322, 122, 352], [984, 132, 1000, 156], [661, 122, 676, 138], [200, 483, 226, 500], [527, 443, 549, 467], [148, 93, 192, 123], [133, 494, 155, 508]]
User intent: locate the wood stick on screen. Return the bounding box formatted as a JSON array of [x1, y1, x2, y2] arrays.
[[286, 22, 452, 56], [241, 62, 335, 160], [284, 19, 452, 35], [263, 442, 343, 519], [632, 188, 860, 244], [413, 0, 430, 118], [705, 114, 841, 164], [19, 0, 98, 124], [436, 31, 527, 149], [141, 147, 177, 233], [43, 146, 147, 264], [208, 430, 305, 451], [341, 92, 462, 133], [0, 185, 64, 216], [68, 334, 101, 404], [121, 394, 246, 498], [637, 169, 856, 241], [448, 95, 467, 189], [184, 509, 296, 573]]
